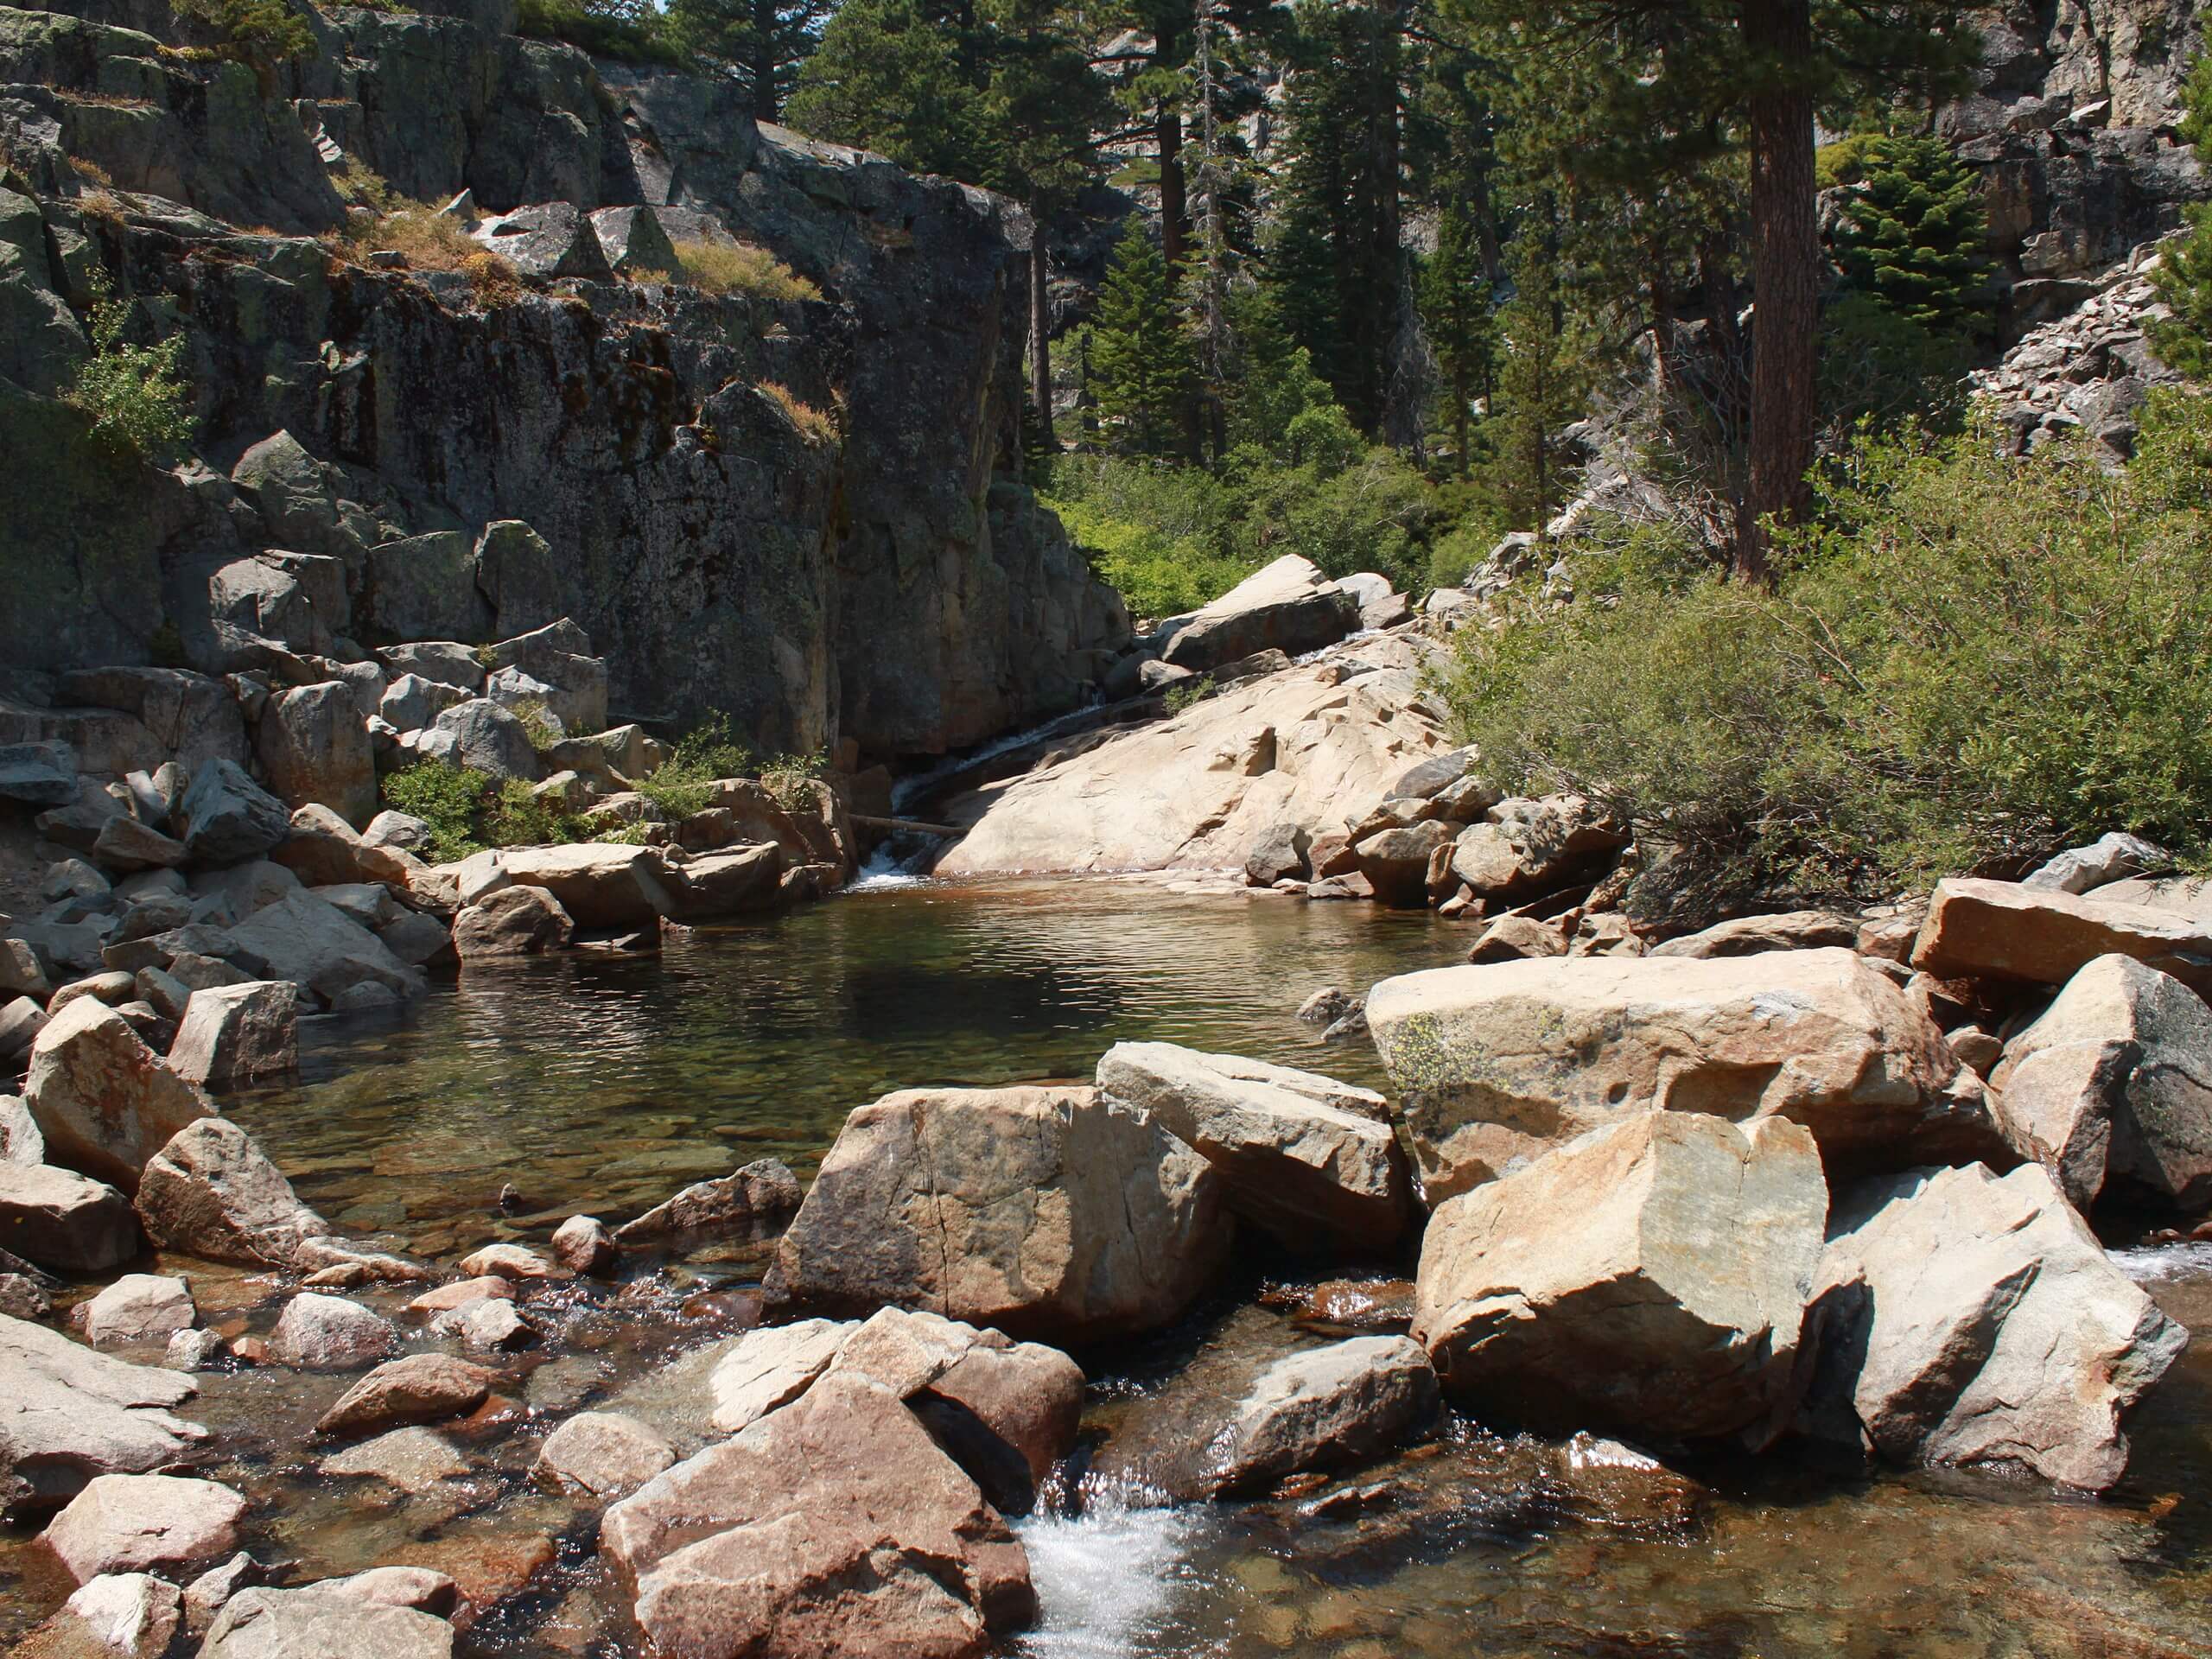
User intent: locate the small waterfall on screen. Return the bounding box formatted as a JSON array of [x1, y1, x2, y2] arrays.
[[1014, 1484, 1217, 1659]]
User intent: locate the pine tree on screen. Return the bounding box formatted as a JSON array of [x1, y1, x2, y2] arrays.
[[784, 1, 995, 181], [1832, 134, 1992, 339], [1421, 204, 1495, 476], [664, 0, 834, 120], [1090, 218, 1197, 455], [1488, 214, 1589, 543]]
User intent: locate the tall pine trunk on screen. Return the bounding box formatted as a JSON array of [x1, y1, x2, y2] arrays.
[[1740, 0, 1818, 586], [1157, 105, 1186, 270], [1029, 200, 1054, 448]]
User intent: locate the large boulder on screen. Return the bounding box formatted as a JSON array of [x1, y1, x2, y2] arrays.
[[23, 999, 215, 1193], [0, 1161, 137, 1272], [666, 843, 784, 919], [1446, 795, 1628, 901], [1187, 1335, 1437, 1497], [1160, 556, 1360, 673], [487, 620, 609, 735], [0, 1312, 207, 1516], [166, 982, 297, 1088], [1412, 1112, 1827, 1446], [134, 1118, 328, 1268], [1351, 820, 1455, 908], [497, 843, 677, 929], [0, 740, 79, 808], [200, 1585, 454, 1659], [588, 206, 681, 278], [256, 683, 376, 826], [225, 892, 424, 1007], [1988, 954, 2212, 1211], [1367, 949, 1986, 1203], [472, 202, 615, 280], [40, 1473, 246, 1582], [415, 700, 541, 783], [601, 1373, 1035, 1659], [175, 760, 291, 868], [452, 885, 572, 959], [1912, 876, 2212, 994], [1092, 1042, 1408, 1255], [1805, 1162, 2188, 1490], [773, 1086, 1229, 1343]]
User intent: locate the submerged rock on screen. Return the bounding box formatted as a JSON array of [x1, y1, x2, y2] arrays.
[[1192, 1335, 1437, 1497], [1804, 1161, 2187, 1491], [1413, 1112, 1827, 1446], [535, 1411, 675, 1501], [1368, 949, 1987, 1203], [317, 1354, 501, 1438], [613, 1158, 802, 1247], [603, 1373, 1035, 1659], [773, 1085, 1229, 1342], [1093, 1042, 1408, 1255], [268, 1293, 395, 1372], [82, 1274, 194, 1351]]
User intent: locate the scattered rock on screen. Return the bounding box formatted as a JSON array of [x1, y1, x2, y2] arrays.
[[324, 1566, 459, 1616], [175, 761, 290, 868], [550, 1215, 615, 1274], [22, 999, 214, 1193], [41, 1473, 247, 1583], [1806, 1161, 2188, 1490], [407, 1276, 516, 1314], [452, 885, 572, 959], [200, 1586, 454, 1659], [773, 1085, 1229, 1342], [456, 1243, 561, 1281], [534, 1411, 674, 1500], [602, 1373, 1035, 1657], [497, 843, 677, 929], [16, 1571, 182, 1659], [1190, 1335, 1437, 1497], [1351, 820, 1456, 908], [267, 1292, 396, 1371], [1649, 911, 1859, 958], [1447, 796, 1625, 901], [164, 982, 296, 1088], [1912, 876, 2212, 994], [1294, 988, 1357, 1027], [317, 1353, 501, 1437], [133, 1117, 327, 1268], [1368, 949, 1989, 1203], [416, 700, 541, 783], [82, 1274, 194, 1350], [323, 1427, 469, 1493], [2023, 832, 2170, 895], [225, 891, 423, 1008], [1413, 1112, 1827, 1446], [1093, 1042, 1407, 1255], [0, 1161, 137, 1272], [164, 1328, 227, 1371], [613, 1158, 802, 1246], [439, 1297, 536, 1352]]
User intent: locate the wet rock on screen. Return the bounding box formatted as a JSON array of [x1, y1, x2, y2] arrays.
[[323, 1427, 469, 1494], [452, 884, 573, 959], [267, 1292, 396, 1371], [550, 1215, 616, 1274], [1806, 1162, 2188, 1491], [1414, 1113, 1827, 1446], [164, 982, 296, 1088], [0, 1161, 137, 1272], [41, 1473, 246, 1583], [184, 1553, 264, 1632], [325, 1566, 459, 1616], [1368, 949, 1987, 1203], [1987, 953, 2212, 1211], [603, 1373, 1035, 1657], [175, 761, 291, 868], [133, 1118, 327, 1268], [773, 1084, 1229, 1342], [23, 999, 214, 1194], [83, 1274, 194, 1350], [456, 1242, 561, 1281], [256, 682, 376, 826], [1192, 1336, 1436, 1497], [378, 909, 454, 969], [1650, 911, 1859, 958], [200, 1586, 454, 1659], [535, 1411, 674, 1500], [2022, 832, 2170, 895], [665, 843, 785, 919], [1272, 1277, 1417, 1333], [1294, 987, 1357, 1027], [613, 1158, 802, 1246], [406, 1277, 516, 1315], [1912, 876, 2212, 994], [164, 1329, 226, 1371], [317, 1353, 501, 1437], [438, 1298, 536, 1352], [1093, 1042, 1407, 1255], [0, 1273, 54, 1319], [15, 1571, 181, 1659]]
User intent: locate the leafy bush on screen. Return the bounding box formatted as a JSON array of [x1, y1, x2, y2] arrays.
[[671, 239, 821, 303], [1163, 675, 1213, 715], [381, 760, 492, 863], [1433, 398, 2212, 917], [66, 270, 194, 461], [761, 750, 829, 811], [637, 713, 753, 820], [513, 0, 689, 66], [1041, 490, 1249, 619], [171, 0, 315, 73], [508, 698, 563, 751]]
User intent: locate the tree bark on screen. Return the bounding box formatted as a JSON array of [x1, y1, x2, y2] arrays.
[[1157, 105, 1186, 271], [1740, 0, 1819, 586], [1028, 200, 1054, 448]]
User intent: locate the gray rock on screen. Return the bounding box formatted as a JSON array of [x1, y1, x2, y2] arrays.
[[0, 1161, 137, 1272], [256, 682, 376, 826], [225, 892, 423, 1008], [176, 761, 290, 868], [200, 1586, 454, 1659], [415, 699, 540, 782], [1160, 556, 1360, 673], [1650, 911, 1859, 959], [20, 1570, 181, 1659], [588, 205, 680, 277], [82, 1274, 194, 1351], [378, 673, 467, 734], [22, 999, 214, 1194], [2023, 831, 2172, 895], [486, 620, 608, 734], [1193, 1335, 1437, 1497], [0, 937, 51, 1001], [165, 1328, 227, 1372], [0, 1312, 207, 1515], [473, 520, 564, 638], [1807, 1162, 2188, 1490], [1414, 1112, 1827, 1446], [322, 1426, 468, 1493], [1, 1093, 45, 1164], [363, 810, 435, 854], [267, 1293, 396, 1371], [363, 533, 488, 643], [472, 201, 616, 280], [0, 740, 78, 807], [39, 1472, 246, 1583], [534, 1410, 673, 1499], [166, 982, 297, 1088], [134, 1117, 329, 1268]]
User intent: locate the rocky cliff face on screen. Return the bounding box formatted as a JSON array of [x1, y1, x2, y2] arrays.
[[0, 0, 1128, 760]]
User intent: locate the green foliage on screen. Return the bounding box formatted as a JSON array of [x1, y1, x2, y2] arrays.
[[2151, 208, 2212, 380], [760, 748, 829, 810], [663, 0, 832, 119], [509, 699, 563, 752], [65, 270, 194, 462], [1817, 291, 1972, 440], [1090, 218, 1196, 456], [786, 0, 993, 181], [1041, 487, 1247, 618], [513, 0, 690, 66], [1433, 399, 2212, 914], [1163, 674, 1214, 715], [1485, 216, 1590, 537], [381, 761, 492, 863], [1421, 204, 1496, 474], [171, 0, 315, 71], [637, 713, 753, 820], [1830, 133, 1992, 339]]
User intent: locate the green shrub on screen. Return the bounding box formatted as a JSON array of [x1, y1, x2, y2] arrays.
[[171, 0, 315, 72], [1042, 490, 1250, 619], [513, 0, 689, 66], [66, 270, 194, 461], [637, 713, 753, 820], [381, 760, 492, 863], [1831, 133, 1993, 340], [508, 698, 563, 752], [1162, 675, 1213, 715], [1433, 399, 2212, 917], [671, 239, 821, 303], [483, 777, 588, 848], [760, 749, 829, 811]]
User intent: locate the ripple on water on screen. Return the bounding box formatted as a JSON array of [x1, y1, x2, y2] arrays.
[[2112, 1241, 2212, 1282]]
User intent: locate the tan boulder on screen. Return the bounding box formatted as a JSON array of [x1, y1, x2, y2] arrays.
[[1413, 1112, 1826, 1445], [16, 1571, 181, 1659], [613, 1158, 801, 1246], [1911, 876, 2212, 994], [24, 999, 215, 1193], [200, 1586, 453, 1659], [317, 1353, 501, 1437], [534, 1411, 674, 1500], [270, 804, 429, 894], [452, 886, 571, 959], [133, 1117, 327, 1268], [166, 982, 297, 1088], [1650, 911, 1859, 958], [41, 1473, 247, 1583], [1367, 949, 1986, 1202], [601, 1373, 1034, 1659], [1093, 1041, 1407, 1255], [1446, 795, 1625, 900], [1987, 954, 2212, 1211], [496, 844, 677, 929], [773, 1085, 1228, 1343], [1351, 820, 1455, 907], [0, 1161, 137, 1272], [1805, 1162, 2187, 1490]]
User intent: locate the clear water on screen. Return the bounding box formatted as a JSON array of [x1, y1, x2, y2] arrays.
[[5, 877, 2208, 1659]]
